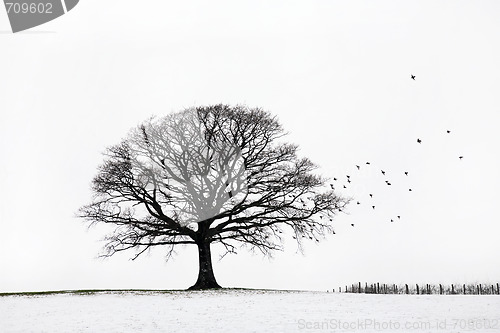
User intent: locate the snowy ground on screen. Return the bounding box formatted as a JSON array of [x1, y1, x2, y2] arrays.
[[1, 289, 499, 332]]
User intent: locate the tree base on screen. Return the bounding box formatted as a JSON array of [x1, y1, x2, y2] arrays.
[[187, 281, 222, 290]]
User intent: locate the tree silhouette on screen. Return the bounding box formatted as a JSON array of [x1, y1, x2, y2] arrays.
[[78, 105, 348, 289]]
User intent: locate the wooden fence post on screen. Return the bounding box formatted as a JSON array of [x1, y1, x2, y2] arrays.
[[463, 284, 466, 295], [451, 284, 455, 294], [405, 284, 409, 295], [439, 284, 443, 295], [359, 282, 362, 293], [416, 284, 419, 295], [497, 283, 499, 295], [377, 283, 380, 294]]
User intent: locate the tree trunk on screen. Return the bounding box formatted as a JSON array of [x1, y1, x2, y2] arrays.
[[188, 240, 221, 290]]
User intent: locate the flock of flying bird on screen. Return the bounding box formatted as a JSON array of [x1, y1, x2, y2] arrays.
[[324, 74, 464, 230]]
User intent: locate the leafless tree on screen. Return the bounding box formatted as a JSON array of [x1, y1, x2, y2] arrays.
[[78, 105, 349, 289]]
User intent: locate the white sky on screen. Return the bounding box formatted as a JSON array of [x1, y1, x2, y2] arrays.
[[0, 0, 499, 293]]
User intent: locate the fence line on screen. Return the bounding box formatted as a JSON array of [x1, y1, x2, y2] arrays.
[[333, 282, 500, 295]]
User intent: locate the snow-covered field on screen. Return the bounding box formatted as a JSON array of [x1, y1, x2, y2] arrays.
[[1, 289, 499, 332]]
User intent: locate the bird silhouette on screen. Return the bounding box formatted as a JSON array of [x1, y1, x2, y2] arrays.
[[447, 130, 451, 134], [390, 219, 394, 222], [343, 185, 347, 189], [372, 205, 375, 209], [381, 170, 385, 175], [386, 181, 392, 186], [346, 175, 350, 179], [409, 188, 412, 192], [333, 178, 337, 181], [404, 171, 408, 176], [351, 224, 354, 227], [347, 179, 351, 183], [366, 162, 370, 165], [356, 165, 360, 170], [397, 216, 401, 219], [417, 138, 422, 144], [330, 184, 334, 189], [411, 74, 416, 80], [357, 201, 360, 205], [459, 156, 464, 160], [369, 194, 373, 198]]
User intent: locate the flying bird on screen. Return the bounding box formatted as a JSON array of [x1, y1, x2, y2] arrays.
[[385, 181, 391, 185], [351, 224, 355, 227], [459, 156, 464, 160], [346, 175, 350, 179], [397, 216, 401, 219], [356, 165, 360, 170], [369, 194, 373, 198], [391, 219, 394, 223], [409, 188, 412, 192], [366, 162, 370, 165], [343, 185, 347, 189], [330, 184, 334, 189], [417, 138, 422, 144], [404, 171, 408, 176], [357, 201, 360, 205], [333, 178, 337, 181], [411, 74, 416, 80], [372, 205, 375, 210], [347, 179, 351, 183], [381, 170, 385, 175], [447, 130, 451, 133]]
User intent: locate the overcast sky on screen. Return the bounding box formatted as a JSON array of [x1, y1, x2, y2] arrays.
[[1, 1, 499, 292]]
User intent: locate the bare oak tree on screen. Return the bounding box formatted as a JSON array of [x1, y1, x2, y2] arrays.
[[79, 105, 349, 289]]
